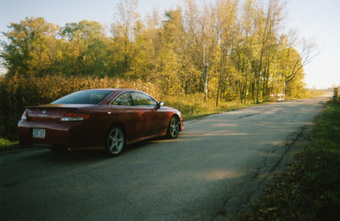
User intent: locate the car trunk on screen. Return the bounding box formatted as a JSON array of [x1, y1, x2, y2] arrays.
[[25, 104, 94, 122]]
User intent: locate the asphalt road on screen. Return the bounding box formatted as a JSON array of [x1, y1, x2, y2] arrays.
[[0, 94, 332, 221]]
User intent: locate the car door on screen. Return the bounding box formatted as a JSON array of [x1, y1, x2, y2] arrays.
[[110, 92, 142, 142], [130, 92, 159, 137]]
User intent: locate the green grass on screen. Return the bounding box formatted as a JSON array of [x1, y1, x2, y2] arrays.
[[181, 102, 259, 121], [161, 94, 261, 120], [243, 98, 340, 221], [0, 138, 19, 151]]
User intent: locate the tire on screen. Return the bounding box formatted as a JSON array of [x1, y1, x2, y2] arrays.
[[167, 116, 180, 139], [105, 126, 125, 156]]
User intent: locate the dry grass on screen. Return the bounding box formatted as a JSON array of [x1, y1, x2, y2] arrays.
[[160, 93, 258, 120]]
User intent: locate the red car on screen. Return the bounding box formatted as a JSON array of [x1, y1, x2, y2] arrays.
[[18, 89, 184, 156]]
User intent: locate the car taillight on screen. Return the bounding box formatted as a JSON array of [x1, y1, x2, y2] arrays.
[[21, 111, 27, 120], [61, 113, 90, 121]]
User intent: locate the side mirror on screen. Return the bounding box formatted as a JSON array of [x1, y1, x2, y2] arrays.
[[158, 102, 165, 108]]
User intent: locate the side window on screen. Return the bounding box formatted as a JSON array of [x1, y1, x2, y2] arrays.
[[130, 92, 158, 106], [111, 93, 134, 106]]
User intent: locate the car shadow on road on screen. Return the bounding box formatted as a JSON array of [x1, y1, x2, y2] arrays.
[[16, 137, 166, 166], [18, 148, 109, 166]]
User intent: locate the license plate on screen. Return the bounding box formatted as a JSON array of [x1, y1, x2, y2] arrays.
[[33, 129, 46, 139]]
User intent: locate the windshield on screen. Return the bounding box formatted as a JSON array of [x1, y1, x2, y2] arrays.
[[52, 90, 112, 105]]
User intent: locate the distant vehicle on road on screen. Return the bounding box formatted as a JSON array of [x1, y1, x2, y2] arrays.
[[270, 93, 285, 101], [18, 89, 184, 156]]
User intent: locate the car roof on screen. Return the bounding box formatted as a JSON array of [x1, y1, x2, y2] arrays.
[[83, 88, 144, 93]]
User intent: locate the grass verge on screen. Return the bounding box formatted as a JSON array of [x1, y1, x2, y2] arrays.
[[182, 102, 259, 121], [243, 99, 340, 220], [0, 138, 20, 152], [162, 94, 262, 121]]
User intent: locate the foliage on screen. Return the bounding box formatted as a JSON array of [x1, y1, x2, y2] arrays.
[[1, 17, 61, 77], [0, 138, 19, 151], [0, 0, 319, 105], [243, 100, 340, 220], [0, 0, 322, 141]]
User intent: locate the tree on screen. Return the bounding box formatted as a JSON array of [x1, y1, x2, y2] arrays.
[[61, 20, 105, 43], [60, 20, 108, 76], [284, 37, 320, 84], [160, 8, 187, 95], [252, 0, 286, 103], [144, 8, 162, 85], [214, 0, 238, 106], [1, 17, 61, 77], [111, 0, 140, 75], [83, 39, 110, 77], [183, 0, 217, 101], [237, 0, 257, 104]]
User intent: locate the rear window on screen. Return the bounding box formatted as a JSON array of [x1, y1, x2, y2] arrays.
[[52, 90, 112, 104]]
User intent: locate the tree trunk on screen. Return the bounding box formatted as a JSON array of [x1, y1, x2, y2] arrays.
[[239, 80, 243, 104], [204, 79, 208, 101], [244, 58, 248, 105], [256, 71, 259, 103], [216, 52, 225, 107], [251, 79, 255, 101], [202, 65, 208, 102]]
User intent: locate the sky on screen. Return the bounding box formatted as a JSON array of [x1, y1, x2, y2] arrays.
[[0, 0, 339, 89]]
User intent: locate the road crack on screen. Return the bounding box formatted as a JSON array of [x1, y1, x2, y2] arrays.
[[235, 113, 260, 120]]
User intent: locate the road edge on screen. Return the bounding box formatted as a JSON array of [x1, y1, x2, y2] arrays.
[[213, 123, 314, 221]]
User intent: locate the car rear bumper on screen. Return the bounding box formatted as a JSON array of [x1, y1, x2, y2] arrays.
[[17, 120, 104, 150]]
